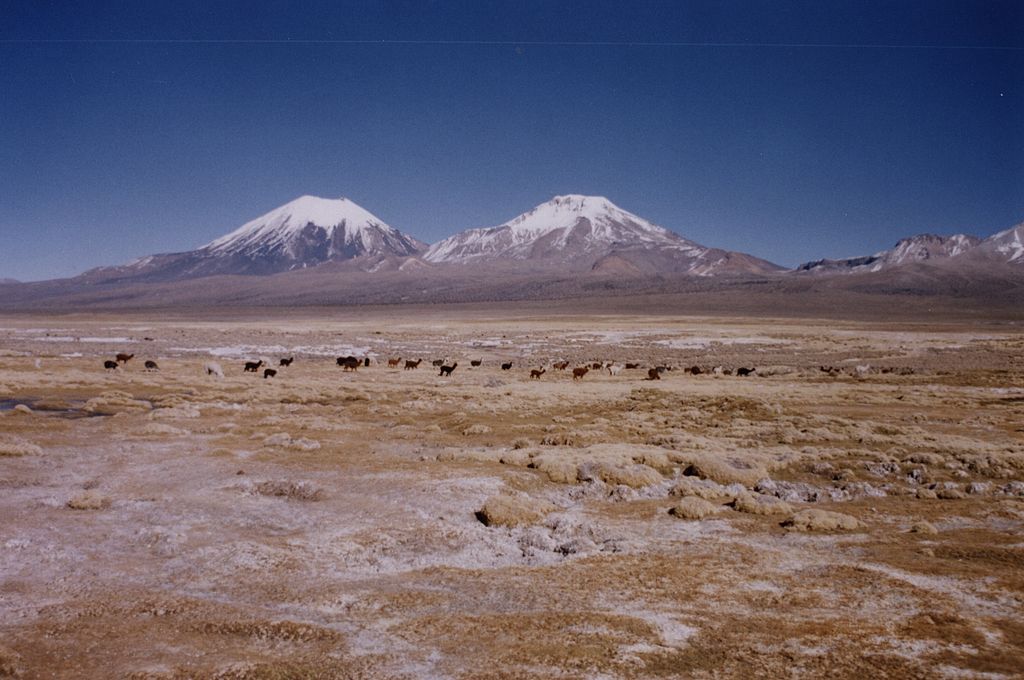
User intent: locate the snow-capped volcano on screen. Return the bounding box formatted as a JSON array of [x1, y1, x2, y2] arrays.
[[425, 195, 783, 275], [84, 195, 426, 281], [205, 195, 424, 262]]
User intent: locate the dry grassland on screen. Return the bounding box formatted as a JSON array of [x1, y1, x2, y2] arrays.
[[0, 310, 1022, 678]]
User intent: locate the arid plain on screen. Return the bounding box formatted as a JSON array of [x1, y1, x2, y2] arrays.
[[1, 306, 1023, 678]]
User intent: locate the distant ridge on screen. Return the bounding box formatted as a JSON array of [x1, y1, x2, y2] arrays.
[[797, 226, 1023, 274]]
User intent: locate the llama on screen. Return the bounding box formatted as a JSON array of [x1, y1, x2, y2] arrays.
[[688, 365, 702, 375], [205, 361, 224, 378], [572, 367, 589, 381], [553, 361, 569, 371], [470, 359, 482, 367], [387, 357, 402, 368], [244, 360, 264, 373], [501, 361, 513, 371], [591, 361, 604, 370], [625, 363, 640, 369], [103, 360, 118, 370], [439, 362, 458, 377], [607, 363, 623, 376], [263, 368, 277, 379], [279, 357, 294, 367], [144, 360, 159, 371], [340, 358, 359, 371], [116, 353, 134, 364], [647, 368, 662, 380], [364, 357, 371, 367], [432, 359, 445, 367], [404, 359, 422, 370], [530, 368, 546, 380], [736, 367, 755, 377]]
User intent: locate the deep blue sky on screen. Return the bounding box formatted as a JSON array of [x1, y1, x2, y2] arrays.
[[2, 1, 1022, 281]]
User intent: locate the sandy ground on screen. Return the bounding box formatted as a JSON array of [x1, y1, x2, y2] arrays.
[[1, 311, 1022, 678]]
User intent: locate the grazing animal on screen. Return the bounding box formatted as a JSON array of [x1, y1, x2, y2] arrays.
[[388, 357, 402, 368], [553, 361, 569, 371], [470, 359, 482, 367], [404, 358, 422, 370], [144, 360, 159, 371], [432, 359, 444, 367], [501, 361, 513, 371], [336, 355, 356, 367], [340, 358, 360, 371], [530, 368, 546, 379], [263, 368, 277, 379], [439, 362, 458, 377], [654, 365, 670, 374], [244, 360, 264, 373], [736, 367, 755, 377], [116, 352, 134, 364], [591, 361, 604, 370], [607, 363, 623, 376], [364, 357, 371, 367], [625, 363, 640, 369], [572, 367, 589, 381], [103, 360, 118, 370], [205, 361, 224, 378], [688, 365, 703, 375], [279, 357, 294, 367], [647, 368, 662, 380], [712, 365, 725, 375]]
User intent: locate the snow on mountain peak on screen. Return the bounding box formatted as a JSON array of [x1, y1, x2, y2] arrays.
[[205, 195, 397, 252], [424, 195, 691, 264]]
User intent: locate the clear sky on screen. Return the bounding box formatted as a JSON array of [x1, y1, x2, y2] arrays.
[[1, 0, 1022, 281]]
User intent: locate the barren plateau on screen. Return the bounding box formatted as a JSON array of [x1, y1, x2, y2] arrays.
[[1, 308, 1023, 678]]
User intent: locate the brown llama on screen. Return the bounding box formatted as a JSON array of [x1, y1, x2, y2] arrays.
[[116, 352, 134, 364], [103, 360, 118, 370], [263, 368, 277, 379], [244, 360, 264, 372], [572, 367, 589, 381], [647, 368, 661, 380], [439, 362, 458, 377], [404, 359, 423, 370], [530, 368, 546, 380], [144, 360, 159, 371], [387, 357, 402, 368]]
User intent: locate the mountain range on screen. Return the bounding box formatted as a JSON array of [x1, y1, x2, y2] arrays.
[[796, 226, 1023, 274], [1, 193, 1021, 311], [76, 194, 784, 283]]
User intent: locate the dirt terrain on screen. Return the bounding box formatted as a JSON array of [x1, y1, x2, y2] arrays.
[[1, 309, 1022, 678]]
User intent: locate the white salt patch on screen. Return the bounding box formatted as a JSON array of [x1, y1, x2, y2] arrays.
[[656, 336, 792, 349], [34, 335, 135, 342]]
